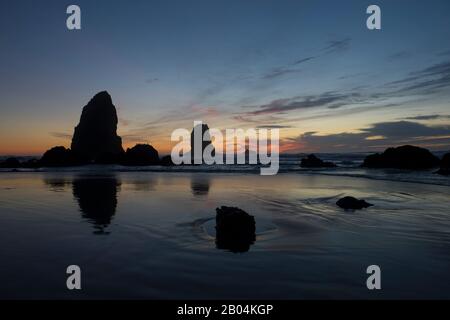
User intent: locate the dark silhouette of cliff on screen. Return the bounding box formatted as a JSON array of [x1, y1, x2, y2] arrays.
[[72, 175, 120, 234], [71, 91, 124, 162], [362, 145, 440, 170], [190, 123, 215, 164]]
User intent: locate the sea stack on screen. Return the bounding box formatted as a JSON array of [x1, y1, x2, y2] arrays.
[[190, 123, 215, 164], [362, 145, 439, 170], [336, 196, 373, 210], [71, 91, 124, 162]]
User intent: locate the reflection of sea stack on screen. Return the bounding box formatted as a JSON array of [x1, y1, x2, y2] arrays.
[[190, 123, 215, 164], [71, 91, 124, 162], [215, 206, 256, 253], [72, 176, 120, 234], [191, 176, 210, 196]]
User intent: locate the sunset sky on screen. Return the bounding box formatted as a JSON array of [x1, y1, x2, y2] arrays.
[[1, 0, 450, 156]]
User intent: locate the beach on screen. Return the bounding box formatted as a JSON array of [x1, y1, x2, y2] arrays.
[[1, 169, 449, 299]]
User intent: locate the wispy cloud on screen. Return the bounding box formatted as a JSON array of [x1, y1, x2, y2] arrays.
[[259, 37, 351, 80], [403, 114, 450, 121], [145, 78, 159, 84], [256, 125, 293, 129], [240, 91, 362, 116], [235, 58, 450, 126], [261, 67, 301, 80], [285, 121, 450, 152], [387, 51, 413, 61], [386, 60, 450, 95], [292, 56, 315, 65], [322, 38, 351, 54], [49, 132, 72, 139]]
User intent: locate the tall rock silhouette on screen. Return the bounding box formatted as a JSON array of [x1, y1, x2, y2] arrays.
[[71, 91, 124, 162], [190, 123, 215, 164]]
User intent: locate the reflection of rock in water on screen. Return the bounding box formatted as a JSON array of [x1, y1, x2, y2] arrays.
[[215, 206, 256, 253], [130, 177, 157, 192], [72, 176, 120, 234], [43, 177, 72, 192], [191, 176, 210, 196]]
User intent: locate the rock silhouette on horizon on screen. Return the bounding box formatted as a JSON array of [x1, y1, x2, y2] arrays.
[[40, 146, 81, 167], [300, 154, 336, 168], [122, 144, 159, 166], [336, 196, 373, 210], [190, 123, 215, 164], [71, 91, 124, 163], [160, 155, 174, 166], [362, 145, 440, 170], [215, 206, 256, 253], [0, 157, 21, 168], [436, 153, 450, 176]]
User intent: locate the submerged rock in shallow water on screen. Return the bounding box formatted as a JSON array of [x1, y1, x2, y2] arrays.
[[336, 196, 373, 210], [215, 206, 256, 253]]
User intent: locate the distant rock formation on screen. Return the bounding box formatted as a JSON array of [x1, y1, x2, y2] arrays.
[[122, 144, 159, 166], [300, 154, 336, 168], [40, 146, 81, 167], [21, 158, 39, 168], [71, 91, 124, 162], [160, 155, 174, 166], [215, 206, 256, 253], [362, 145, 440, 170], [336, 196, 373, 210], [190, 123, 215, 164], [436, 153, 450, 176], [0, 157, 20, 168]]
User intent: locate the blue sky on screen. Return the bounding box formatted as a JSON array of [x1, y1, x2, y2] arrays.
[[1, 0, 450, 155]]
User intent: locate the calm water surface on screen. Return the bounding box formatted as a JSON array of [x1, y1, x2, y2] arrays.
[[0, 171, 449, 299]]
